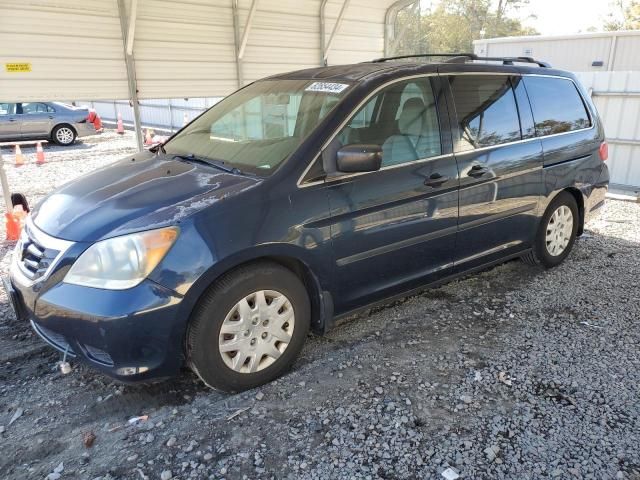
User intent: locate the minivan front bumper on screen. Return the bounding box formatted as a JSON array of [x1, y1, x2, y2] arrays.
[[7, 270, 186, 382]]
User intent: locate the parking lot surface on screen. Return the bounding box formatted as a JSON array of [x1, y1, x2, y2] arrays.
[[0, 132, 638, 479]]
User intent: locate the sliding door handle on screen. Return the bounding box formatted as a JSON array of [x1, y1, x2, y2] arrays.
[[468, 165, 489, 177], [424, 172, 449, 187]]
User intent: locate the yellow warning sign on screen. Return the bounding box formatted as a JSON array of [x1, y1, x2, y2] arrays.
[[5, 63, 32, 73]]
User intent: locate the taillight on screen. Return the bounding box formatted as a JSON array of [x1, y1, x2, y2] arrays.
[[599, 141, 608, 161]]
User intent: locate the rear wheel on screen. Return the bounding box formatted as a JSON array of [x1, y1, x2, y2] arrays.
[[52, 124, 76, 145], [525, 191, 579, 268], [186, 261, 310, 392]]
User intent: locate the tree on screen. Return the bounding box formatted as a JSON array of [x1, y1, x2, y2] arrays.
[[604, 0, 640, 30], [392, 0, 538, 56]]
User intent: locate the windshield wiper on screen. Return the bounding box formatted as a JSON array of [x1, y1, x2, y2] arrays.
[[172, 154, 244, 175]]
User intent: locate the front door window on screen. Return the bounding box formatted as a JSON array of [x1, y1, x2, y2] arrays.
[[335, 78, 442, 168]]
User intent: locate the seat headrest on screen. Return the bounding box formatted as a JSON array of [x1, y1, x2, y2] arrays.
[[398, 97, 425, 136]]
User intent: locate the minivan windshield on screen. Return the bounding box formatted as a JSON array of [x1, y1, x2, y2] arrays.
[[163, 79, 351, 176]]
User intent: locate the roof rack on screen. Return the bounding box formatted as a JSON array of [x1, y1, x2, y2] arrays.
[[480, 56, 551, 68], [371, 53, 476, 63], [371, 53, 551, 68]]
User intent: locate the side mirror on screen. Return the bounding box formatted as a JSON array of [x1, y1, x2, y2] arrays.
[[336, 144, 382, 173]]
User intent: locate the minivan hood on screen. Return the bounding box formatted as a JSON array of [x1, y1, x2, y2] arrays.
[[32, 153, 261, 242]]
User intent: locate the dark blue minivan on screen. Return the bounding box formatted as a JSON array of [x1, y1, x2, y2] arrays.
[[5, 55, 609, 392]]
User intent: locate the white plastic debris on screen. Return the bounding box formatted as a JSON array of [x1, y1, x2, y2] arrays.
[[128, 415, 149, 425], [59, 346, 72, 374], [498, 371, 512, 386], [580, 321, 603, 329], [226, 407, 251, 421], [441, 467, 460, 480], [9, 407, 23, 425]]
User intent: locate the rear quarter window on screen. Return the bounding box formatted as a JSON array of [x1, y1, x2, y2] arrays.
[[523, 76, 591, 136]]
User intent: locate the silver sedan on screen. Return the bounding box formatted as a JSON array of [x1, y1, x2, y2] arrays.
[[0, 102, 97, 146]]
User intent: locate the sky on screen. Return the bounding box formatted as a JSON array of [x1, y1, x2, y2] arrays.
[[515, 0, 613, 35]]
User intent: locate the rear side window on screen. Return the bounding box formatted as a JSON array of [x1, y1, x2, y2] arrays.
[[21, 103, 51, 114], [449, 75, 521, 151], [523, 76, 591, 136]]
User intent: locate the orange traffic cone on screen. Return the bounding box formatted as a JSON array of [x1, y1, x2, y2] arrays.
[[116, 112, 125, 134], [13, 204, 27, 229], [183, 112, 189, 126], [36, 142, 46, 165], [14, 145, 25, 167], [93, 112, 103, 132], [144, 129, 153, 145], [88, 109, 103, 132], [5, 212, 20, 240]]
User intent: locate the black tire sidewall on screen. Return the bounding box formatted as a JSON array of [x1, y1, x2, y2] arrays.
[[188, 263, 310, 392], [536, 192, 579, 268], [52, 125, 76, 145]]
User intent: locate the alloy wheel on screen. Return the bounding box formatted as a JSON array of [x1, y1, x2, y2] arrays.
[[219, 290, 294, 374], [56, 127, 74, 144]]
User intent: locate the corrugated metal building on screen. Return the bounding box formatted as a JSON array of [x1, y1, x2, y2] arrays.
[[473, 31, 640, 72], [0, 0, 414, 101], [0, 0, 417, 149], [474, 31, 640, 191]]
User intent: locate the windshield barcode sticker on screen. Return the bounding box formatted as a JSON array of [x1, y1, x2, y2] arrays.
[[305, 82, 349, 94]]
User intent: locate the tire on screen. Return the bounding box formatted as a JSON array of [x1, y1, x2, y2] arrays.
[[528, 191, 579, 268], [52, 124, 76, 145], [186, 261, 310, 392]]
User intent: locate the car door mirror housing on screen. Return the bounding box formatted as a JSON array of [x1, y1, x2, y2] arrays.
[[336, 144, 382, 173]]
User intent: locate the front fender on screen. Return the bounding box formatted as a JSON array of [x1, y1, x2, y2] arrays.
[[150, 218, 334, 339]]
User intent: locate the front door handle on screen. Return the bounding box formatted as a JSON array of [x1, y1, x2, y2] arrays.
[[468, 165, 489, 177], [424, 172, 449, 187]]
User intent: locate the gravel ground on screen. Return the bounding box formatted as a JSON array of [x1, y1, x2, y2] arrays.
[[0, 133, 638, 480]]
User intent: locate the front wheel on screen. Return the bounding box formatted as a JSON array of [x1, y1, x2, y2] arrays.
[[526, 191, 579, 268], [52, 124, 76, 145], [186, 261, 310, 392]]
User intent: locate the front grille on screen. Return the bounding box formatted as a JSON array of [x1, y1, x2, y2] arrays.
[[17, 230, 60, 281], [31, 321, 76, 357], [12, 218, 73, 284]]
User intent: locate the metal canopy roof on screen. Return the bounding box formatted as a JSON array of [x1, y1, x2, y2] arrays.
[[0, 0, 415, 102]]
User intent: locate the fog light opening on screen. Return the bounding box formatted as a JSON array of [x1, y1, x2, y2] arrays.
[[116, 366, 149, 376]]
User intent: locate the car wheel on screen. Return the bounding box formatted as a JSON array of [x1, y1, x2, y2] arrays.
[[186, 261, 310, 392], [528, 191, 579, 268], [52, 125, 76, 145]]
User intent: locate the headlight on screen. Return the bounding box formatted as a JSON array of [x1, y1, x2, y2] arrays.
[[64, 227, 179, 290]]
